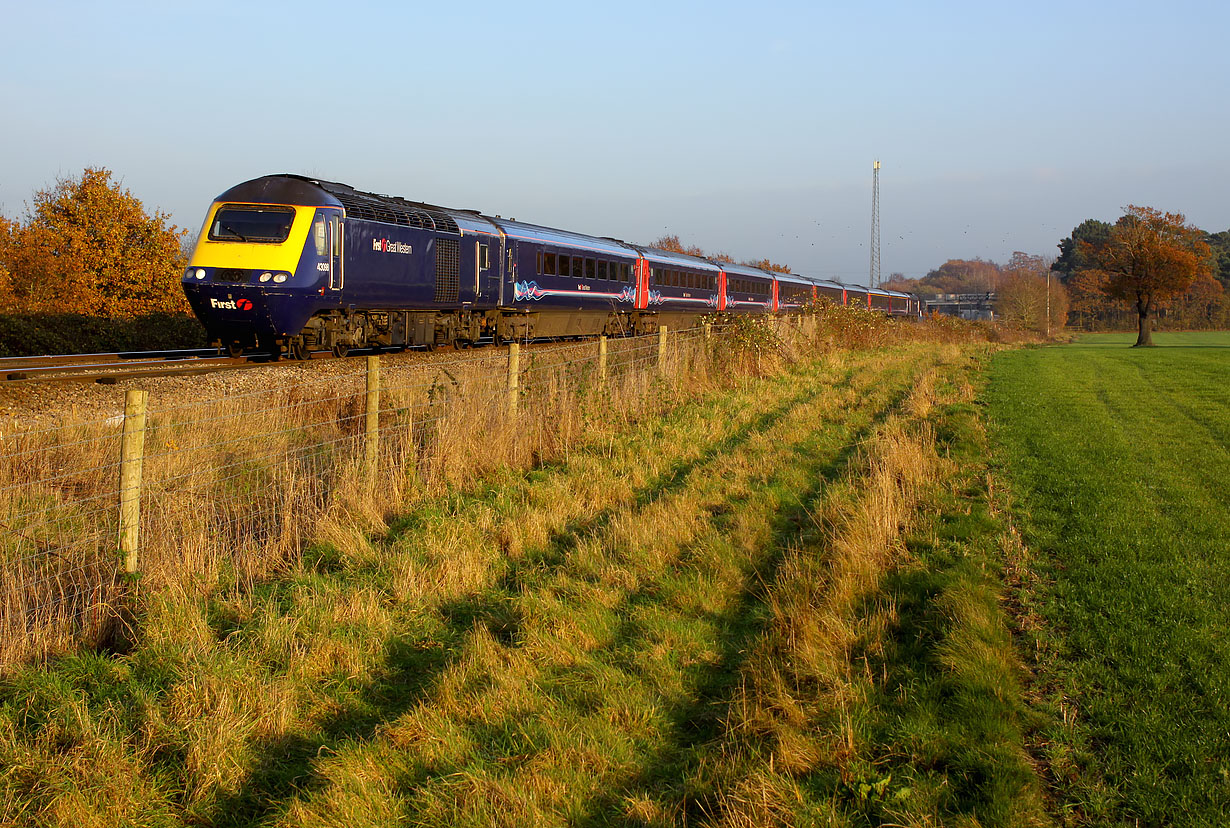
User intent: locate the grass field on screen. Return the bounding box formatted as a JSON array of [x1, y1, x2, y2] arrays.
[[0, 340, 1052, 827], [986, 331, 1230, 826], [28, 318, 1230, 827]]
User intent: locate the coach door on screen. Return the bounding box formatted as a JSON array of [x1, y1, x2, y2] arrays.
[[324, 210, 344, 291], [501, 239, 514, 305]]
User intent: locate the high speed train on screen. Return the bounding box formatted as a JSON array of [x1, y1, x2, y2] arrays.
[[181, 175, 918, 357]]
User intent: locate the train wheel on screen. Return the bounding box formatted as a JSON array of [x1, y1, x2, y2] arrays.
[[331, 343, 349, 358], [226, 342, 244, 358], [291, 340, 311, 360]]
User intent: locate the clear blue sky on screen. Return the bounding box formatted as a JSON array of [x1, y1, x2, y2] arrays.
[[2, 0, 1227, 282]]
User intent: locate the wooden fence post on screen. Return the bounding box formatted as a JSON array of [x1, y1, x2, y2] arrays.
[[119, 388, 148, 575], [598, 335, 608, 384], [657, 325, 668, 377], [507, 342, 520, 417], [365, 355, 380, 478]]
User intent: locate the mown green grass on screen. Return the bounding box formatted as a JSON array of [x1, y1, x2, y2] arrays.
[[987, 331, 1230, 826], [0, 342, 1054, 827]]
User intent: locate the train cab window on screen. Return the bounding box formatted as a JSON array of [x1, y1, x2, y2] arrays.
[[209, 205, 296, 243], [544, 252, 557, 275], [314, 218, 327, 256], [585, 258, 596, 279], [557, 254, 569, 277]]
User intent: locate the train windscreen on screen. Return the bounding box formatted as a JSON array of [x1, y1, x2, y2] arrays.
[[209, 205, 296, 244]]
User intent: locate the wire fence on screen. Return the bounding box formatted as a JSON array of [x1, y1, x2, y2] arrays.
[[0, 320, 784, 666]]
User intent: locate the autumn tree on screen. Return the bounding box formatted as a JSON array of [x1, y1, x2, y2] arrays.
[[995, 251, 1066, 334], [1081, 206, 1212, 346], [1065, 269, 1112, 330], [1166, 273, 1227, 329], [651, 234, 706, 257], [916, 258, 1001, 296], [0, 168, 188, 318], [741, 257, 791, 274], [649, 235, 788, 271], [995, 273, 1068, 334]]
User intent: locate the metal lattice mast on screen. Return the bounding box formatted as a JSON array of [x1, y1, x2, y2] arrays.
[[869, 160, 881, 288]]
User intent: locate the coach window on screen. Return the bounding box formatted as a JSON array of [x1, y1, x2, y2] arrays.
[[585, 258, 596, 280], [544, 252, 557, 275], [478, 244, 490, 270], [572, 257, 583, 279], [557, 254, 569, 277], [537, 251, 543, 274], [598, 260, 608, 280]]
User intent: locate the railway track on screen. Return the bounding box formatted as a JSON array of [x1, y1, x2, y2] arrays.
[[0, 348, 309, 384], [0, 338, 518, 384]]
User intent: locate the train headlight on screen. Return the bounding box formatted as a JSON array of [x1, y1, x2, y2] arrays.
[[259, 272, 273, 283], [195, 269, 206, 280], [272, 273, 288, 283]]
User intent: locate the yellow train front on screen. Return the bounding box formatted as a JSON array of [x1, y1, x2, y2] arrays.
[[183, 176, 345, 357]]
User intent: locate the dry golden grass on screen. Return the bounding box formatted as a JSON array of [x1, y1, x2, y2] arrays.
[[0, 331, 712, 666], [0, 311, 1050, 827]]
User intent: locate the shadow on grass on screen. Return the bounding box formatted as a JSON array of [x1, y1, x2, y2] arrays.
[[203, 628, 459, 828], [568, 385, 913, 826], [197, 368, 857, 826]]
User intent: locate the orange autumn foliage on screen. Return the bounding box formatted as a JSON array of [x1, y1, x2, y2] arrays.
[[1080, 205, 1212, 345], [0, 168, 189, 318]]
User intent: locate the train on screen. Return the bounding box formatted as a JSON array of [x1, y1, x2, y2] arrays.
[[182, 175, 920, 358]]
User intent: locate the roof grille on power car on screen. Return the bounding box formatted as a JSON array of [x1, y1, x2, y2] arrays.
[[312, 181, 460, 235]]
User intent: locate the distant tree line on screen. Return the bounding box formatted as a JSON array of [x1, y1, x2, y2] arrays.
[[883, 209, 1227, 337], [882, 254, 1068, 335]]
